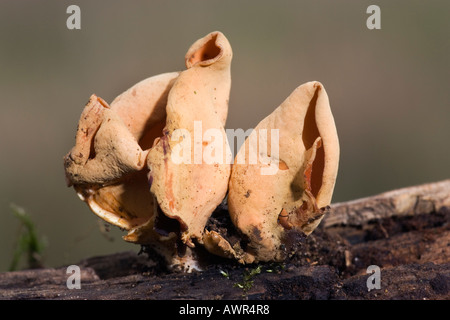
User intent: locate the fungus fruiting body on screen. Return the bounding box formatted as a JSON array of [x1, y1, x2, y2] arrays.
[[64, 31, 339, 271], [225, 81, 339, 263]]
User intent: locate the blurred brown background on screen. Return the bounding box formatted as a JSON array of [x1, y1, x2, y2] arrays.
[[0, 0, 449, 272]]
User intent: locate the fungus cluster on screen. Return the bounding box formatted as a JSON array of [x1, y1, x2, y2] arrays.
[[64, 31, 339, 271]]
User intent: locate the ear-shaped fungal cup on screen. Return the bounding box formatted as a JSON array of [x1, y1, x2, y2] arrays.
[[146, 31, 232, 248], [210, 82, 339, 263]]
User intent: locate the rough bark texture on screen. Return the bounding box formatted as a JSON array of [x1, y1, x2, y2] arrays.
[[1, 180, 449, 300]]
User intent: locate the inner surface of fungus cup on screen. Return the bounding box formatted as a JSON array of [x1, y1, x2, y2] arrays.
[[63, 31, 339, 272]]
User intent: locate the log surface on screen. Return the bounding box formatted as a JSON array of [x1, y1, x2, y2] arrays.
[[1, 180, 449, 300]]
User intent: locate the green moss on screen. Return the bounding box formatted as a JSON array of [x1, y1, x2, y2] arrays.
[[233, 265, 262, 295]]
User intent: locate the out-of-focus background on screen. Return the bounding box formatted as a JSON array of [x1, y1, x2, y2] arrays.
[[0, 1, 449, 272]]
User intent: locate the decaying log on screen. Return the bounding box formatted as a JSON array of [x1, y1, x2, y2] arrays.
[[0, 180, 449, 300], [324, 179, 450, 227]]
